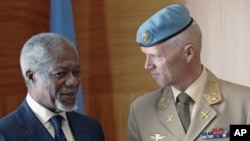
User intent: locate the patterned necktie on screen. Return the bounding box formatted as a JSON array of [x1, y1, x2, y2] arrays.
[[177, 93, 191, 133], [50, 115, 67, 141]]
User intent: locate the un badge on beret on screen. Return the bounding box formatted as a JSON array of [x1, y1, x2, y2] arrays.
[[141, 33, 150, 42]]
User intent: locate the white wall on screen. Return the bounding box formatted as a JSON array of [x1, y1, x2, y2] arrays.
[[185, 0, 250, 87]]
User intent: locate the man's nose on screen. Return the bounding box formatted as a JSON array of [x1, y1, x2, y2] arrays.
[[144, 57, 154, 70], [65, 73, 80, 87]]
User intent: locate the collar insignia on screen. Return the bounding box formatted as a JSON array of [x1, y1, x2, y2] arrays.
[[167, 114, 173, 123], [158, 87, 171, 109], [200, 110, 210, 119], [203, 81, 222, 105]]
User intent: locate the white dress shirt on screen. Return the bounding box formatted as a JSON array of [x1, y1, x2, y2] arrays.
[[26, 94, 75, 141]]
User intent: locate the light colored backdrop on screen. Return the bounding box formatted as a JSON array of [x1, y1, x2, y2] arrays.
[[185, 0, 250, 87]]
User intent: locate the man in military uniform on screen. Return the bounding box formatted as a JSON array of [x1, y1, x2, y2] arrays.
[[128, 3, 250, 141]]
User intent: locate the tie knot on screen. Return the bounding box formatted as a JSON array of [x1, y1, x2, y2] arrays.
[[50, 115, 64, 129], [177, 93, 191, 104]]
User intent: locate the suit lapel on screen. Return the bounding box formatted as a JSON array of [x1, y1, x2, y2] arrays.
[[157, 87, 186, 140], [67, 113, 89, 141], [185, 99, 217, 141], [185, 77, 222, 141], [16, 100, 54, 141], [23, 122, 54, 141]]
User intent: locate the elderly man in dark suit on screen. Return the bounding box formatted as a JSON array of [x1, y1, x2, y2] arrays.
[[0, 33, 105, 141]]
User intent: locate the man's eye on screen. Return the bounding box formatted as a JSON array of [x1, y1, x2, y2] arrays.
[[54, 72, 66, 77], [153, 55, 160, 58], [151, 55, 162, 60], [73, 70, 81, 77]]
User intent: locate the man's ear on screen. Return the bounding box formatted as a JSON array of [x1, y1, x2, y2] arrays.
[[26, 70, 36, 83], [184, 44, 195, 62]]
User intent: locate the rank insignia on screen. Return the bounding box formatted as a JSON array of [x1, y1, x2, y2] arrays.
[[158, 87, 170, 109], [150, 133, 166, 141], [201, 128, 229, 139], [203, 81, 222, 105], [200, 111, 210, 119], [167, 114, 173, 123]]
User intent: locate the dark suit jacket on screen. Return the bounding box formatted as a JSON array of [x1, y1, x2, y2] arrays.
[[0, 100, 105, 141]]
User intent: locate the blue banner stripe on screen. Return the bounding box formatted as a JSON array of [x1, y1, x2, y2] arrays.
[[50, 0, 84, 114]]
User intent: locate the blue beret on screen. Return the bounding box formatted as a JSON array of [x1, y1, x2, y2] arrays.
[[136, 4, 193, 47]]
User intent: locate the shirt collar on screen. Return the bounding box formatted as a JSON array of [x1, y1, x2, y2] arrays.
[[172, 67, 207, 102], [26, 93, 67, 124]]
